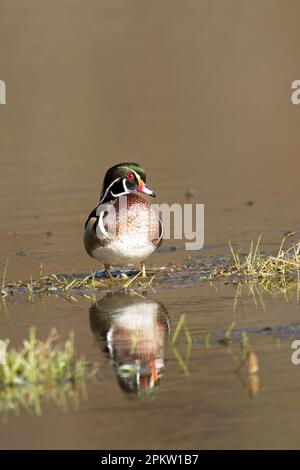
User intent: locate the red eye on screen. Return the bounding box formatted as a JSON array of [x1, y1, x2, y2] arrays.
[[127, 172, 134, 180]]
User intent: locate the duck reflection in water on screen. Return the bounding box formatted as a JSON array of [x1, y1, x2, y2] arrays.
[[89, 292, 170, 396]]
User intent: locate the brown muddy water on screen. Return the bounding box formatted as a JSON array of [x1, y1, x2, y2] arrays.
[[1, 0, 300, 450]]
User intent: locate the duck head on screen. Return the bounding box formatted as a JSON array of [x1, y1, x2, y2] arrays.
[[99, 162, 156, 203]]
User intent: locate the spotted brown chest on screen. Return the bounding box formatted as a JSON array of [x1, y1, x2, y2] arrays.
[[85, 193, 162, 267], [104, 194, 161, 245]]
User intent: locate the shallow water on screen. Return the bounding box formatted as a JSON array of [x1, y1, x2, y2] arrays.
[[1, 0, 300, 450], [1, 284, 300, 450]]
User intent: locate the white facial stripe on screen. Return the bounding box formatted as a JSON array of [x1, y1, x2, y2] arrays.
[[122, 177, 129, 193], [111, 177, 130, 198], [130, 169, 140, 180], [99, 176, 126, 203], [110, 189, 129, 198]]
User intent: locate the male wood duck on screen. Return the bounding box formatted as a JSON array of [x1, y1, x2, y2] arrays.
[[84, 163, 162, 278]]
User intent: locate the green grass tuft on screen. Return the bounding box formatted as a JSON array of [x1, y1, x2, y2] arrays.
[[0, 328, 85, 387], [214, 235, 300, 284]]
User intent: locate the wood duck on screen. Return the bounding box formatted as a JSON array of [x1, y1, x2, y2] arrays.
[[84, 163, 162, 278]]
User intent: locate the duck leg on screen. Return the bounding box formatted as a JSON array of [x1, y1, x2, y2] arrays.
[[140, 262, 146, 278], [104, 264, 114, 280]]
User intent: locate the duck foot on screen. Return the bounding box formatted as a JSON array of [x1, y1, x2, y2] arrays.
[[140, 262, 146, 278]]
